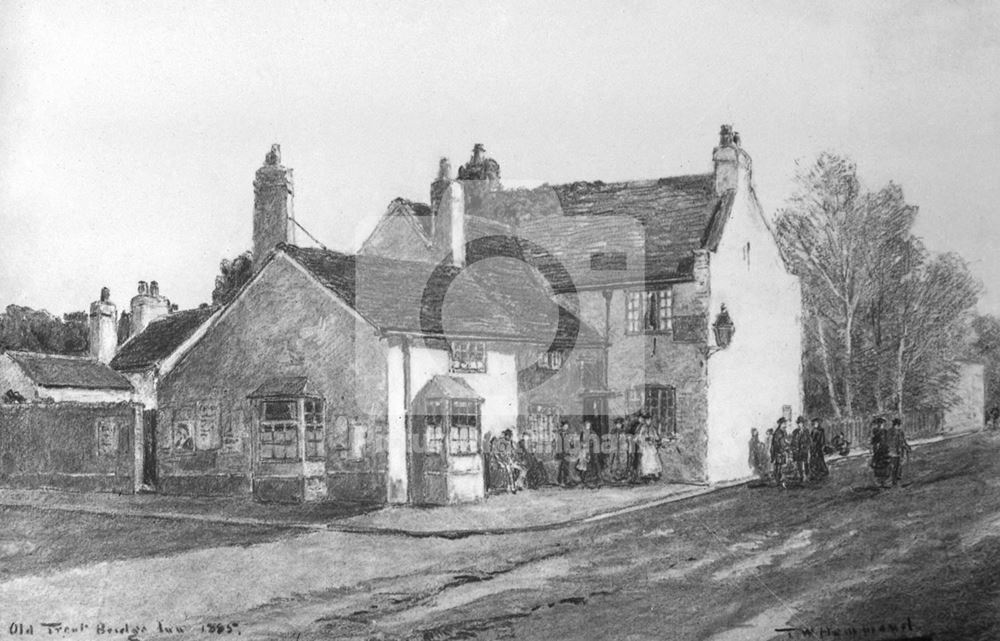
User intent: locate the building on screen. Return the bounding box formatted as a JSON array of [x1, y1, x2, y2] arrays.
[[112, 145, 602, 504], [942, 360, 985, 433], [0, 350, 133, 403], [361, 126, 804, 484]]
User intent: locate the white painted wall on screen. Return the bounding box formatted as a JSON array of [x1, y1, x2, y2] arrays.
[[705, 180, 803, 483], [124, 370, 158, 409], [385, 343, 407, 503], [943, 361, 985, 433], [39, 386, 134, 404]]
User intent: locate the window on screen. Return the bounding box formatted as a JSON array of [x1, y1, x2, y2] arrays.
[[625, 288, 673, 334], [537, 350, 563, 370], [424, 400, 445, 453], [629, 385, 677, 437], [95, 418, 118, 457], [580, 356, 604, 390], [260, 400, 300, 461], [450, 341, 487, 373], [304, 399, 325, 459], [449, 400, 480, 454], [528, 405, 559, 451]]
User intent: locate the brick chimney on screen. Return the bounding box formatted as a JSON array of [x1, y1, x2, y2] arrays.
[[712, 125, 752, 196], [130, 280, 170, 337], [88, 287, 118, 363], [253, 143, 295, 266]]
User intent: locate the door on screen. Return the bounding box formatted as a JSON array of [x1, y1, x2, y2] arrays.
[[142, 409, 158, 487], [407, 408, 449, 505], [582, 395, 609, 471]]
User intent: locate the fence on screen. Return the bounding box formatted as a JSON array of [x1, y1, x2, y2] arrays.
[[820, 409, 945, 451]]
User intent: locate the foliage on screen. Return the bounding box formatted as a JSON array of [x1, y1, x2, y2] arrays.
[[777, 152, 981, 416], [211, 251, 253, 306], [0, 305, 89, 354]]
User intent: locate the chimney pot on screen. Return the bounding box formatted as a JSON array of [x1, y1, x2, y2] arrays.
[[137, 281, 148, 295], [150, 280, 160, 297]]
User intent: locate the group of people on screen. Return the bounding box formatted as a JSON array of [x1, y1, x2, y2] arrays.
[[485, 412, 665, 494], [868, 416, 912, 488], [748, 416, 847, 487], [748, 414, 912, 489]]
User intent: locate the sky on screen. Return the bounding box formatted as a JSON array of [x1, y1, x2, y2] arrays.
[[2, 1, 999, 316]]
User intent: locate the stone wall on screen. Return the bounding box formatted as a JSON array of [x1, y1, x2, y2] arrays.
[[0, 401, 139, 493]]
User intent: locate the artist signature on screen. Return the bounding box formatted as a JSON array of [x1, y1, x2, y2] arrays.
[[775, 617, 929, 640]]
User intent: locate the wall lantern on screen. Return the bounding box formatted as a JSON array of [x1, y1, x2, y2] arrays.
[[712, 304, 736, 349], [703, 304, 735, 359]]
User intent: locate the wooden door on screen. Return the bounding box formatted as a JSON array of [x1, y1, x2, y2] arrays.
[[408, 406, 449, 505]]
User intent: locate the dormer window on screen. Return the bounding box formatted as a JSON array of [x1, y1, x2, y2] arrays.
[[450, 341, 486, 373], [626, 288, 673, 334]]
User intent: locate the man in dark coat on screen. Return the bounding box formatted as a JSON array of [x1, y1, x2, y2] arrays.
[[886, 417, 911, 486], [770, 417, 789, 487], [809, 418, 829, 481], [790, 416, 811, 482], [870, 417, 891, 487]]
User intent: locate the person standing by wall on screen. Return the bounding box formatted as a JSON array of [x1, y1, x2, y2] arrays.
[[790, 416, 810, 483], [809, 418, 829, 481], [886, 417, 911, 486], [748, 428, 769, 480], [770, 417, 789, 487], [870, 417, 892, 488]]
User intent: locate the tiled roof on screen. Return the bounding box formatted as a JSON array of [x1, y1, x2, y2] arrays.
[[485, 174, 729, 289], [6, 351, 133, 390], [281, 245, 603, 347], [414, 375, 483, 402], [248, 376, 322, 399], [110, 307, 216, 371]]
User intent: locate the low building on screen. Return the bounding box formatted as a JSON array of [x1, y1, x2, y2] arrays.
[[0, 350, 133, 403]]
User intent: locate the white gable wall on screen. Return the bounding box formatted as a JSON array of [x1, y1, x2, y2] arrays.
[[705, 184, 803, 483], [385, 340, 518, 503]]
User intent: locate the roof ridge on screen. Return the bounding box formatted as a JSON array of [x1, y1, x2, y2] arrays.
[[7, 350, 96, 361]]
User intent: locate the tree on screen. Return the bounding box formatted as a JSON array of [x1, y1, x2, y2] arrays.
[[211, 251, 253, 306], [776, 153, 916, 417], [0, 305, 89, 354], [777, 152, 979, 417]]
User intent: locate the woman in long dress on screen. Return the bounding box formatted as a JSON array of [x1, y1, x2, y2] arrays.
[[636, 414, 662, 481], [869, 417, 891, 487], [808, 419, 829, 481]]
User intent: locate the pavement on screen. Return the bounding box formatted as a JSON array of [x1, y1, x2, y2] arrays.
[[0, 428, 979, 537]]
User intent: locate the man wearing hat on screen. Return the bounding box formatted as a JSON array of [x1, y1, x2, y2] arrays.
[[770, 417, 789, 487], [869, 416, 892, 487], [790, 416, 811, 483]]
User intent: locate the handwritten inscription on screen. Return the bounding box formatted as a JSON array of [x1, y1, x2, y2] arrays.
[[774, 617, 929, 640], [4, 621, 241, 639]]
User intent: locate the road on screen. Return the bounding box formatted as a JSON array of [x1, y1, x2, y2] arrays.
[[2, 432, 998, 641]]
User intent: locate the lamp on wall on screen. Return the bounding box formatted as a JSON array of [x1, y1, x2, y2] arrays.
[[712, 304, 735, 349], [702, 304, 735, 359]]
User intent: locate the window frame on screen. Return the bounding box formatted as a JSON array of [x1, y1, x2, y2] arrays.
[[256, 397, 326, 463], [628, 384, 678, 438], [625, 287, 674, 335], [536, 349, 564, 371], [449, 399, 481, 455], [449, 341, 487, 373], [527, 404, 559, 454]]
